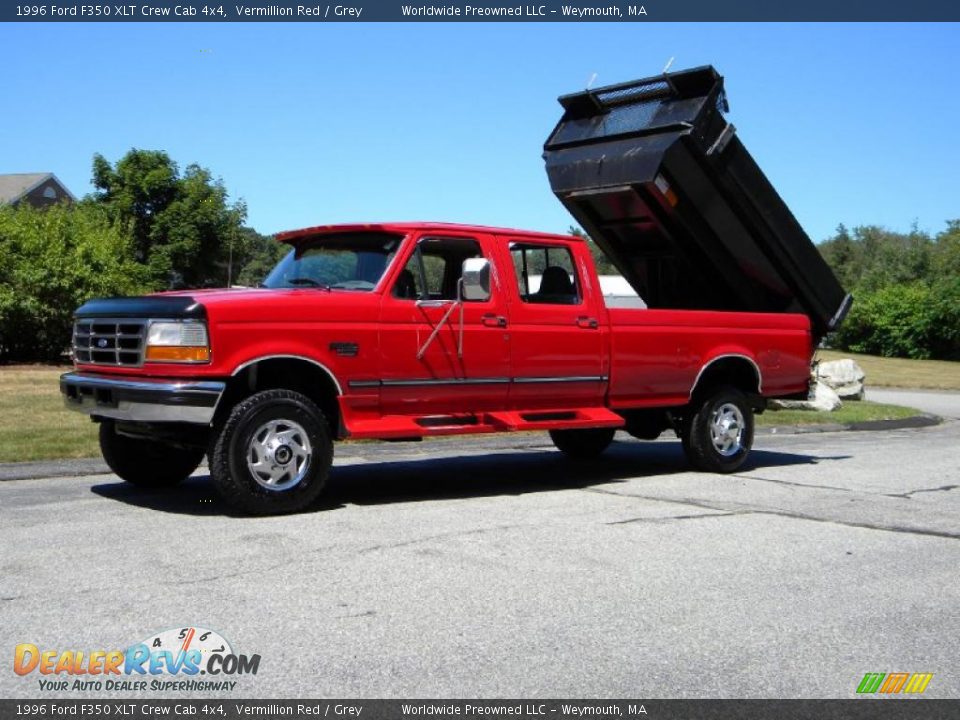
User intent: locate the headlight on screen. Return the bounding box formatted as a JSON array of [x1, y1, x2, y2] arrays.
[[145, 321, 210, 363]]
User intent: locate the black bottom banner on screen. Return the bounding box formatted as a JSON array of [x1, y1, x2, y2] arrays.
[[2, 700, 958, 720]]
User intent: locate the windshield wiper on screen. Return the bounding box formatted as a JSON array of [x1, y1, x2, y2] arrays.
[[286, 278, 331, 291]]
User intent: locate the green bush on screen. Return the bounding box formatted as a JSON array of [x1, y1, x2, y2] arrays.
[[0, 202, 151, 362], [822, 220, 960, 361], [928, 277, 960, 360], [832, 280, 960, 360]]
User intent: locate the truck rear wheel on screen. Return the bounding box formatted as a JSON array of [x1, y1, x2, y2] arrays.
[[99, 422, 204, 488], [549, 427, 616, 459], [682, 386, 754, 473], [210, 389, 332, 515]]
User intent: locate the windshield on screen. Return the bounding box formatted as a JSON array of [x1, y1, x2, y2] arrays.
[[263, 232, 403, 290]]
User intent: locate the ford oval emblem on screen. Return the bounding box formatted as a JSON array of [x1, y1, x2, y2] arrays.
[[96, 338, 109, 348]]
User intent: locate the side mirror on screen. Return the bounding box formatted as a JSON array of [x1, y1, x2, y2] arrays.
[[461, 258, 491, 302]]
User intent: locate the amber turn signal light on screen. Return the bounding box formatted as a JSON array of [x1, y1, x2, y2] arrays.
[[144, 346, 210, 363]]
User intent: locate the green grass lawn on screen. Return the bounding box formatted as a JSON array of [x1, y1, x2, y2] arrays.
[[0, 365, 100, 462], [817, 349, 960, 391], [757, 401, 922, 427]]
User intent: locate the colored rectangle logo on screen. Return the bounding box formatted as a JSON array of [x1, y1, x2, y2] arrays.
[[857, 672, 933, 694]]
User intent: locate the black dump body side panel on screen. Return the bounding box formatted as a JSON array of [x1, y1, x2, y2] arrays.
[[543, 65, 851, 342]]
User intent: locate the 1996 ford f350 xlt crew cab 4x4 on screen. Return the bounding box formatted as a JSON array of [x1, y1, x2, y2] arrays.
[[60, 66, 850, 515]]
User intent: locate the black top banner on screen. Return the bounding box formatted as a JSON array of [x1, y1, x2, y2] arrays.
[[3, 0, 959, 22]]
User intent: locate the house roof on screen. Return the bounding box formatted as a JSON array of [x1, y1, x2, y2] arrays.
[[0, 173, 77, 204]]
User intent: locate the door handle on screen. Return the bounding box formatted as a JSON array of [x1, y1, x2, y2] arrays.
[[576, 316, 599, 329], [482, 314, 508, 328]]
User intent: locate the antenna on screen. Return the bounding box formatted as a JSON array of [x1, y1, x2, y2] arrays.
[[586, 72, 598, 90], [662, 57, 675, 74]]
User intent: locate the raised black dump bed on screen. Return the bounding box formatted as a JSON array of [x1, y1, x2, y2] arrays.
[[543, 65, 851, 342]]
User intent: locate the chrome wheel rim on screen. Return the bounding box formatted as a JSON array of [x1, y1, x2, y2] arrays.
[[709, 402, 744, 457], [246, 419, 312, 491]]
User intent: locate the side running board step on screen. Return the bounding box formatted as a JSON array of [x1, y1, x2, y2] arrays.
[[346, 407, 624, 440]]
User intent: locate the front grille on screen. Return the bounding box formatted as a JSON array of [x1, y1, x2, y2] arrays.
[[72, 319, 146, 366]]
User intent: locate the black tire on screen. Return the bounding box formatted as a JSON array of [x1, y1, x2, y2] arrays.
[[210, 389, 332, 515], [682, 385, 754, 473], [99, 422, 204, 488], [549, 427, 616, 459]]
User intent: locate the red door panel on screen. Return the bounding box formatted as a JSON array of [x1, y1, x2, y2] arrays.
[[495, 238, 607, 410], [378, 233, 511, 416]]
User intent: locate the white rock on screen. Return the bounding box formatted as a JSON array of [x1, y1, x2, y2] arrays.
[[817, 358, 866, 400], [769, 381, 843, 412]]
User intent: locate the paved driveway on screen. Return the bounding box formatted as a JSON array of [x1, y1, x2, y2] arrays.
[[1, 402, 957, 699], [867, 387, 960, 420]]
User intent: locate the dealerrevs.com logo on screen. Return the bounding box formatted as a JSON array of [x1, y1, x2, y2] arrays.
[[13, 626, 260, 692]]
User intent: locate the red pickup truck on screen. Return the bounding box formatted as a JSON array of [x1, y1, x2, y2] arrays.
[[60, 66, 849, 515]]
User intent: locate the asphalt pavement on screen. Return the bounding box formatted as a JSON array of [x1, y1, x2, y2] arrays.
[[1, 389, 957, 699]]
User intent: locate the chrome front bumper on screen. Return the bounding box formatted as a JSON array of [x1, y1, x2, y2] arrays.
[[60, 372, 225, 425]]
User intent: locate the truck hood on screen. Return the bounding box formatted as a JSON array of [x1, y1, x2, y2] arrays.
[[75, 287, 377, 322]]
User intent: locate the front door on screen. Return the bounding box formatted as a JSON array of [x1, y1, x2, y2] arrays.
[[378, 233, 511, 416]]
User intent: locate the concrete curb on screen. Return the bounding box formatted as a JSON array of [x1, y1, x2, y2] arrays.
[[0, 458, 209, 482], [0, 457, 110, 482], [757, 412, 942, 435]]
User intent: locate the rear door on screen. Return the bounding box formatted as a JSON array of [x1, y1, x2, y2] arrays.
[[497, 237, 607, 409]]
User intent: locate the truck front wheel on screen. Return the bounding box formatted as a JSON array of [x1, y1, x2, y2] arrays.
[[549, 427, 616, 459], [682, 386, 754, 473], [210, 389, 332, 515], [99, 422, 204, 488]]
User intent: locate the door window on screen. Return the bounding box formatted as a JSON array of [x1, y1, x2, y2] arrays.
[[392, 237, 485, 301], [510, 243, 581, 305]]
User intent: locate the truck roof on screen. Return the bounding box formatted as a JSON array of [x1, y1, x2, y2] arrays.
[[275, 222, 580, 244]]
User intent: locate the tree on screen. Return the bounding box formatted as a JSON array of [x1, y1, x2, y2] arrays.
[[931, 220, 960, 282], [92, 149, 247, 288], [235, 228, 288, 287], [568, 226, 619, 275], [817, 224, 859, 289], [0, 202, 150, 362], [818, 224, 932, 292]]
